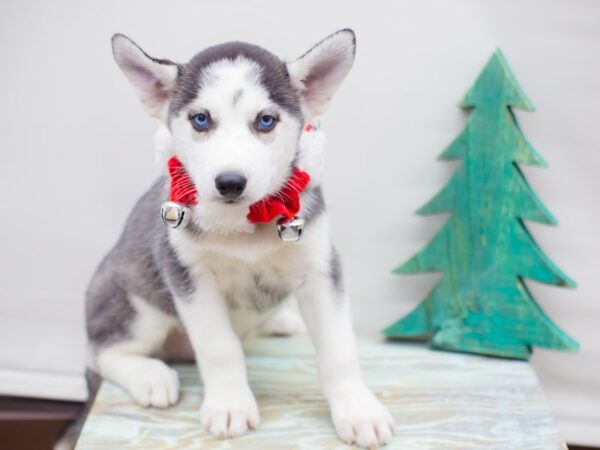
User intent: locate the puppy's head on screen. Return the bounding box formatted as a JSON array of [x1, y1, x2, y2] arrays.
[[112, 30, 355, 224]]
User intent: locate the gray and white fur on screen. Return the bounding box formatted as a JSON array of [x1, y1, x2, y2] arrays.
[[84, 29, 394, 448]]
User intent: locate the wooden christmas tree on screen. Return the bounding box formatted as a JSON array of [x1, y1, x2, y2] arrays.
[[384, 50, 579, 359]]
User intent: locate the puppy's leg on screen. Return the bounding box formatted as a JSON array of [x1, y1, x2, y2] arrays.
[[92, 297, 180, 409], [296, 247, 395, 448], [175, 272, 259, 439]]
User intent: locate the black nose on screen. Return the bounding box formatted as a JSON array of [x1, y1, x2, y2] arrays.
[[215, 172, 247, 199]]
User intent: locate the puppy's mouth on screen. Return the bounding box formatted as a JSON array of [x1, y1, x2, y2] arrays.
[[214, 196, 250, 206]]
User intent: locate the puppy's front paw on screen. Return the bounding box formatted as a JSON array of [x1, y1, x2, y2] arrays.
[[200, 386, 260, 439], [126, 359, 180, 408], [329, 383, 394, 448]]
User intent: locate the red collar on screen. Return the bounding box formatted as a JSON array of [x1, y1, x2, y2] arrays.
[[167, 157, 310, 224]]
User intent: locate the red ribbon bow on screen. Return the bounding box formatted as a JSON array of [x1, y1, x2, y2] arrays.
[[246, 168, 310, 223], [167, 157, 198, 206], [167, 157, 310, 224]]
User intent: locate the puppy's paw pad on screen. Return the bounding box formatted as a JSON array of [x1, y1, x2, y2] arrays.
[[200, 392, 260, 439], [126, 360, 179, 408]]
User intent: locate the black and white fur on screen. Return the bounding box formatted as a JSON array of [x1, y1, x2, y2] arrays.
[[86, 29, 394, 448]]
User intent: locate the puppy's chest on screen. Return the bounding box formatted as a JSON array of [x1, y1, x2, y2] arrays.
[[208, 257, 297, 337], [170, 229, 307, 324], [211, 259, 292, 312], [171, 227, 305, 310]]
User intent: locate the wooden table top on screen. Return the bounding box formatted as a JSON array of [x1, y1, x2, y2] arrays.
[[76, 336, 566, 449]]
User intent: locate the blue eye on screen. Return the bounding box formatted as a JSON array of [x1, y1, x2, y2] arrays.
[[256, 114, 277, 131], [190, 113, 210, 131]]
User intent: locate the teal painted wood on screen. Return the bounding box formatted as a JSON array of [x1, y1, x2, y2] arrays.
[[384, 50, 579, 360]]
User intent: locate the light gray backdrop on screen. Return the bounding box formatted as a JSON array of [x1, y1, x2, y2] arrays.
[[0, 0, 598, 445]]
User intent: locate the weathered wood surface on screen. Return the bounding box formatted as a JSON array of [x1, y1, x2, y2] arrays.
[[76, 336, 566, 449], [384, 49, 578, 359]]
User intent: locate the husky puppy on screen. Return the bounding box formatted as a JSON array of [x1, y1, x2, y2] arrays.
[[86, 29, 394, 448]]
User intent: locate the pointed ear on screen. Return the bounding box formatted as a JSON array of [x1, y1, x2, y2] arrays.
[[111, 34, 179, 119], [287, 29, 356, 119]]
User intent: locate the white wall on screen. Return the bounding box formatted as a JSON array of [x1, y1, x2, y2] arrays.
[[0, 0, 598, 445]]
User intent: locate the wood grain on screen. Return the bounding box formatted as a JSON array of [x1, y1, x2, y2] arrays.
[[76, 337, 566, 449]]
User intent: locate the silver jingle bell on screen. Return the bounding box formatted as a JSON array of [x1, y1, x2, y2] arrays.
[[160, 201, 191, 229], [277, 216, 305, 242]]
